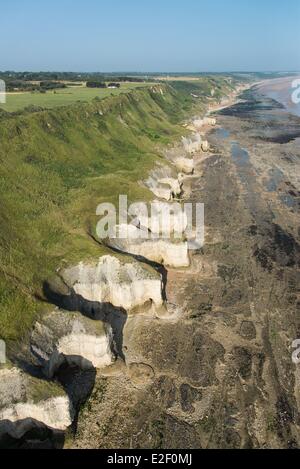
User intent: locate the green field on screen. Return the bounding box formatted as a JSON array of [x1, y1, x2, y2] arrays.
[[0, 83, 150, 112]]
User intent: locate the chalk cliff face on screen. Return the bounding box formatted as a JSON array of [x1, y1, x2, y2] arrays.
[[0, 79, 241, 449], [60, 255, 163, 310], [201, 140, 210, 152], [182, 132, 212, 155], [174, 157, 194, 174], [0, 398, 72, 439], [192, 118, 204, 129], [203, 117, 216, 126], [109, 225, 190, 268], [182, 133, 202, 154], [0, 368, 73, 439], [164, 146, 195, 175], [192, 117, 216, 129], [145, 167, 183, 200], [133, 200, 188, 235], [31, 310, 115, 378], [146, 178, 182, 201]]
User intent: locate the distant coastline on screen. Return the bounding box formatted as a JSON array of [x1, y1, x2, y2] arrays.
[[256, 75, 300, 117]]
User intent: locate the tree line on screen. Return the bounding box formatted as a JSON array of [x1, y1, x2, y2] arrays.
[[86, 82, 121, 89]]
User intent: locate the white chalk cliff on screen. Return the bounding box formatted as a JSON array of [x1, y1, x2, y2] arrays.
[[201, 140, 210, 152], [0, 368, 73, 439], [192, 117, 216, 129], [182, 133, 202, 154], [61, 255, 163, 310], [174, 156, 194, 174], [145, 167, 182, 201], [0, 90, 221, 447], [203, 117, 216, 126], [192, 118, 204, 130], [132, 200, 188, 235], [109, 224, 190, 268], [31, 310, 115, 378]]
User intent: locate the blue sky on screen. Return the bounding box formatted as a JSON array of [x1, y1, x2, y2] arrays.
[[1, 0, 300, 72]]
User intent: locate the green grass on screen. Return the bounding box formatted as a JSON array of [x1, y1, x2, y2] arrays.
[[0, 78, 236, 343], [169, 76, 235, 101], [27, 376, 66, 403], [0, 84, 186, 341], [0, 83, 150, 112]]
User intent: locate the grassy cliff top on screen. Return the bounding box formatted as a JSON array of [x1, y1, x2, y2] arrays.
[[0, 82, 151, 113]]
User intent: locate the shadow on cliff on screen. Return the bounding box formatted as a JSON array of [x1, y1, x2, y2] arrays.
[[103, 243, 168, 302], [0, 420, 65, 449], [43, 281, 127, 361]]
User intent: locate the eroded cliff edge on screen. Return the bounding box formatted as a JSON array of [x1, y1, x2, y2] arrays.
[[3, 78, 299, 449], [72, 86, 300, 449]]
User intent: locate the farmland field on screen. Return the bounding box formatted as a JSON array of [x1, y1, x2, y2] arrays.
[[0, 82, 151, 112]]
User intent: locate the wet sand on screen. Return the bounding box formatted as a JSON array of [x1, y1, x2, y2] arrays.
[[256, 76, 300, 117]]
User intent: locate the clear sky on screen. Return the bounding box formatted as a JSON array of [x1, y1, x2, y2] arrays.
[[1, 0, 300, 72]]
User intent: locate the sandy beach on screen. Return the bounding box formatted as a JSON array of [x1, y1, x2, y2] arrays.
[[256, 75, 300, 117]]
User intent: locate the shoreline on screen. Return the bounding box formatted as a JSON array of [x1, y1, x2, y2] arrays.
[[255, 75, 300, 118], [207, 82, 254, 114]]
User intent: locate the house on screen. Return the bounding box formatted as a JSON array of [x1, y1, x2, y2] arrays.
[[108, 82, 120, 89]]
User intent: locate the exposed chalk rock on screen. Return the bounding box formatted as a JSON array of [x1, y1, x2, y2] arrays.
[[150, 85, 164, 95], [192, 118, 204, 129], [0, 398, 72, 439], [201, 140, 210, 152], [182, 133, 202, 154], [182, 134, 210, 154], [164, 147, 194, 174], [60, 255, 163, 311], [31, 310, 115, 378], [0, 368, 73, 440], [158, 178, 182, 198], [203, 117, 216, 126], [145, 167, 182, 201], [109, 225, 190, 268], [132, 200, 188, 235], [174, 157, 194, 174], [192, 117, 216, 130]]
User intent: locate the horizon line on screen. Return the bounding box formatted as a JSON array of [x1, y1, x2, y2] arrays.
[[1, 70, 300, 75]]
